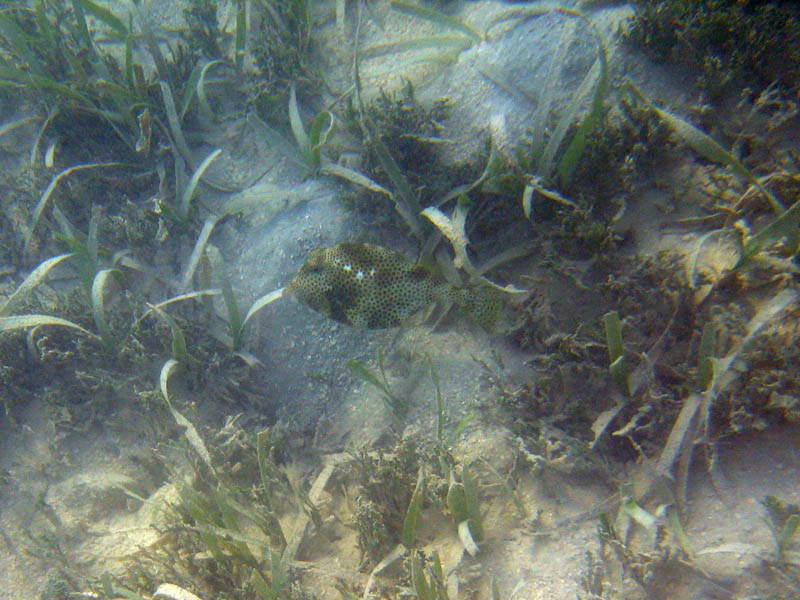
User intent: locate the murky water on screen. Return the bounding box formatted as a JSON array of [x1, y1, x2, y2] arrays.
[[1, 2, 799, 599]]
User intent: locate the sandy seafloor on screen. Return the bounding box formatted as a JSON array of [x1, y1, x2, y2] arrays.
[[1, 1, 799, 599]]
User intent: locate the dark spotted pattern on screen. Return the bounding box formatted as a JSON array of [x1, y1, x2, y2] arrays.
[[286, 243, 500, 329]]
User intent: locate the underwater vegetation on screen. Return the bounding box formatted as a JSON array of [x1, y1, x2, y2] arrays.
[[286, 242, 501, 329], [0, 0, 204, 161], [343, 82, 471, 211], [1, 0, 800, 599], [250, 0, 319, 121], [624, 0, 800, 100]]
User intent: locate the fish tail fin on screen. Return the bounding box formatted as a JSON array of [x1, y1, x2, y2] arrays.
[[450, 285, 503, 331]]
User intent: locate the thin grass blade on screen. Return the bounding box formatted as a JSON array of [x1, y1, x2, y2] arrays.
[[124, 31, 134, 90], [485, 6, 552, 38], [179, 216, 219, 292], [461, 466, 483, 542], [740, 199, 800, 263], [529, 21, 574, 169], [447, 412, 474, 447], [336, 0, 346, 30], [363, 543, 407, 599], [402, 467, 426, 548], [219, 272, 242, 350], [153, 583, 204, 600], [179, 149, 222, 220], [697, 321, 716, 391], [159, 81, 193, 168], [779, 514, 800, 558], [708, 288, 798, 396], [0, 253, 75, 316], [625, 80, 783, 213], [362, 35, 473, 59], [90, 267, 120, 347], [0, 116, 41, 141], [149, 305, 191, 364], [554, 9, 610, 184], [0, 66, 90, 103], [371, 136, 425, 236], [347, 359, 388, 392], [74, 0, 128, 38], [352, 21, 424, 237], [159, 358, 214, 471], [142, 290, 222, 323], [422, 202, 525, 293], [195, 59, 226, 123], [249, 570, 276, 600], [307, 110, 335, 169], [661, 503, 693, 557], [432, 364, 445, 443], [655, 288, 798, 507], [241, 287, 284, 330], [234, 0, 246, 71], [86, 207, 101, 269], [68, 1, 93, 56], [289, 83, 309, 153], [391, 1, 481, 42], [24, 162, 124, 257], [541, 54, 600, 177], [602, 310, 628, 394], [446, 471, 468, 524], [179, 61, 204, 120], [0, 314, 95, 337], [411, 552, 432, 600], [491, 575, 501, 600], [457, 519, 480, 556], [622, 497, 658, 530], [0, 13, 47, 76], [557, 51, 608, 184], [320, 163, 392, 197], [686, 229, 743, 289], [523, 177, 578, 221]]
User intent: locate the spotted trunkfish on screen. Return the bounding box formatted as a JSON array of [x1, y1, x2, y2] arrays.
[[285, 242, 500, 329]]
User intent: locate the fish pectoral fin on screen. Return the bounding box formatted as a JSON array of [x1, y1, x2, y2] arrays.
[[425, 299, 454, 331]]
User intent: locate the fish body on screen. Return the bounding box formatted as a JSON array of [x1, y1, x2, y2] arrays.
[[286, 243, 499, 329]]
